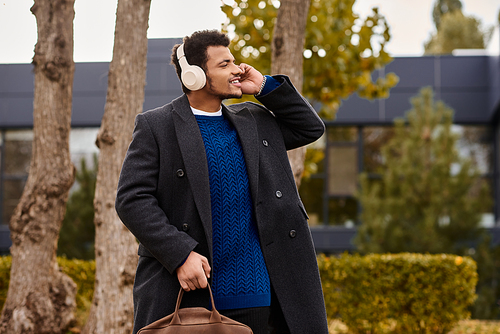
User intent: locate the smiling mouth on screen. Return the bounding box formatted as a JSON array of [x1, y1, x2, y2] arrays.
[[230, 78, 240, 85]]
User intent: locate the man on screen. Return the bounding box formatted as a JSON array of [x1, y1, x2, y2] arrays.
[[115, 30, 328, 334]]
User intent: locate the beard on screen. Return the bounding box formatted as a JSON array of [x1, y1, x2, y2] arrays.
[[206, 76, 243, 100]]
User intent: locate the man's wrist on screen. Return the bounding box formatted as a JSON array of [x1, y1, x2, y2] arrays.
[[255, 75, 281, 97], [255, 76, 267, 96]]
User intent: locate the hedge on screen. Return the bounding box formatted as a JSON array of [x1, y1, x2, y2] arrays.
[[318, 253, 478, 334], [0, 254, 478, 334], [0, 256, 95, 326]]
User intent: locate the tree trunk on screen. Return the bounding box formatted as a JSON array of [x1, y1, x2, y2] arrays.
[[271, 0, 311, 188], [0, 1, 77, 333], [82, 0, 151, 333]]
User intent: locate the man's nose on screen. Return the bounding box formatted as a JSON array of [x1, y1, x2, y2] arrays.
[[234, 64, 243, 74]]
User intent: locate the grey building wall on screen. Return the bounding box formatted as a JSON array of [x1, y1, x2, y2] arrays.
[[0, 38, 183, 129], [1, 38, 500, 254], [333, 55, 498, 126], [2, 39, 500, 128]]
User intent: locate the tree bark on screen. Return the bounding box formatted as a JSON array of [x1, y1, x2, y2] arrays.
[[82, 0, 151, 333], [0, 0, 77, 333], [271, 0, 311, 188]]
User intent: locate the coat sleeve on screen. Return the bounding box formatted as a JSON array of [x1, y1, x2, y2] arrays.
[[255, 75, 325, 150], [115, 112, 198, 274]]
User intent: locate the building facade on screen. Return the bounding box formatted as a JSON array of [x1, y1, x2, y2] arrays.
[[1, 38, 499, 253]]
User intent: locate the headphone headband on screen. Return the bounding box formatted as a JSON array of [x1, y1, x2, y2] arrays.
[[176, 44, 186, 62]]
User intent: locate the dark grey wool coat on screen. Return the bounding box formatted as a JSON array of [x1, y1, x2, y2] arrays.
[[115, 75, 329, 334]]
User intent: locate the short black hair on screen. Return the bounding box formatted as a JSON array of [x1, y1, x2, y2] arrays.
[[171, 30, 230, 94]]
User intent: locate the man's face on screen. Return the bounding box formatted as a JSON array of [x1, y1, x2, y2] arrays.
[[203, 46, 243, 100]]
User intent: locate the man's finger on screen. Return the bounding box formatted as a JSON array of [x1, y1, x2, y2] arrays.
[[180, 280, 191, 292], [198, 272, 208, 289], [202, 260, 211, 278], [185, 278, 196, 291]]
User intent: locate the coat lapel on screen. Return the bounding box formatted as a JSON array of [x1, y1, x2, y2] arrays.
[[171, 95, 213, 253], [170, 96, 260, 258], [223, 105, 259, 205]]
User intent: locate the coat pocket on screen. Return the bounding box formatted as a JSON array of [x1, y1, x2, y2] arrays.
[[137, 243, 155, 258], [298, 201, 309, 220]]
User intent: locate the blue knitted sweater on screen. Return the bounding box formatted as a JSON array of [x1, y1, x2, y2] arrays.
[[195, 114, 271, 310]]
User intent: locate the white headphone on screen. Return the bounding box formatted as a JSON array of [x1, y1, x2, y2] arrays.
[[176, 44, 206, 91]]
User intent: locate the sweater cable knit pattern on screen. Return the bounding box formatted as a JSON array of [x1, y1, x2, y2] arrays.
[[195, 114, 271, 310]]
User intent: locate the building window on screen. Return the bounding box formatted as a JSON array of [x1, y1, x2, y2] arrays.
[[300, 126, 360, 227], [327, 145, 358, 196], [1, 130, 33, 225], [362, 126, 395, 174], [300, 123, 496, 228], [0, 128, 100, 225]]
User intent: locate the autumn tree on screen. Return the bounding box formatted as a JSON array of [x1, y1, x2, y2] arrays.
[[425, 10, 492, 54], [425, 0, 493, 54], [356, 87, 491, 254], [82, 0, 151, 333], [432, 0, 463, 29], [222, 0, 398, 185], [0, 0, 77, 333], [222, 0, 398, 117]]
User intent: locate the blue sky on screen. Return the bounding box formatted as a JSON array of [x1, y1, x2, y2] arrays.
[[0, 0, 498, 64]]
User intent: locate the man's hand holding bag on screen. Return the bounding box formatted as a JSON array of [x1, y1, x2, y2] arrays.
[[137, 284, 253, 334]]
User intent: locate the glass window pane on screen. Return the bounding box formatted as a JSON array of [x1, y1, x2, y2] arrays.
[[299, 176, 324, 226], [3, 179, 27, 224], [5, 130, 32, 175], [328, 127, 358, 143], [70, 128, 99, 168], [363, 126, 395, 173], [328, 198, 357, 226], [328, 146, 357, 196]]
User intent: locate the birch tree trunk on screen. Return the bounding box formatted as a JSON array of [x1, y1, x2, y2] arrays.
[[82, 0, 151, 333], [0, 0, 77, 333], [271, 0, 311, 188]]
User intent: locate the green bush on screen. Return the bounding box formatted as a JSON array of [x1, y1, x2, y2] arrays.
[[0, 254, 479, 334], [0, 256, 11, 311], [318, 253, 478, 334], [0, 256, 95, 325], [57, 257, 95, 311]]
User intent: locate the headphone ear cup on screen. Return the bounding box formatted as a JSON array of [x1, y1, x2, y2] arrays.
[[181, 65, 206, 91], [177, 44, 206, 91]]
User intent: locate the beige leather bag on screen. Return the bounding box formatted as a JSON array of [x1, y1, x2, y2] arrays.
[[137, 285, 253, 333]]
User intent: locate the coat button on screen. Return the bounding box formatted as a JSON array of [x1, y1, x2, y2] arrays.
[[182, 223, 190, 232], [289, 230, 297, 238], [275, 190, 282, 198], [262, 140, 269, 147], [176, 169, 185, 177]]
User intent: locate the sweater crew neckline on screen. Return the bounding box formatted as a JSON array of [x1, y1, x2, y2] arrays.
[[191, 106, 222, 116]]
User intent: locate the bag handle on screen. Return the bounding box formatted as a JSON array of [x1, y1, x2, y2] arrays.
[[170, 284, 222, 325]]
